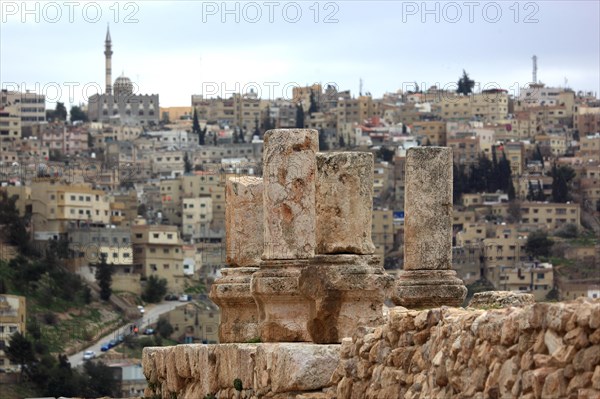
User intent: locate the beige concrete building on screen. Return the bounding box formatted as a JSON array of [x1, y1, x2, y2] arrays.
[[574, 106, 600, 137], [182, 197, 213, 241], [437, 90, 509, 122], [487, 201, 581, 230], [0, 105, 21, 141], [496, 262, 554, 301], [157, 301, 220, 344], [578, 133, 600, 162], [411, 121, 447, 145], [132, 224, 188, 293], [372, 208, 396, 262], [16, 181, 112, 240], [0, 294, 26, 372], [160, 106, 193, 123], [0, 90, 45, 125], [447, 135, 481, 166]]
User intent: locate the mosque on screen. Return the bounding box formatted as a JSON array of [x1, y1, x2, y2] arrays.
[[87, 27, 160, 126]]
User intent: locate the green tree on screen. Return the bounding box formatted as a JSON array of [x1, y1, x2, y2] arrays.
[[308, 90, 319, 114], [551, 164, 576, 203], [69, 106, 88, 123], [95, 253, 112, 301], [377, 147, 395, 163], [0, 191, 31, 254], [137, 203, 147, 218], [142, 275, 168, 303], [156, 317, 174, 339], [295, 103, 304, 128], [453, 163, 467, 204], [457, 70, 475, 95], [82, 361, 119, 397], [5, 331, 36, 378], [47, 102, 68, 122], [192, 109, 202, 143], [525, 230, 554, 259], [318, 129, 329, 151], [183, 152, 192, 174]]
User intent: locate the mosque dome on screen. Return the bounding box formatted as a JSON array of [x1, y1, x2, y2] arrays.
[[114, 75, 134, 96]]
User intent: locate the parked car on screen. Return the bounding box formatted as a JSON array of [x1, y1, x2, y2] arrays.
[[144, 328, 155, 335], [100, 343, 111, 352], [83, 350, 96, 360], [137, 305, 145, 314], [117, 334, 125, 343], [179, 294, 191, 302], [164, 294, 178, 301], [108, 339, 118, 348]]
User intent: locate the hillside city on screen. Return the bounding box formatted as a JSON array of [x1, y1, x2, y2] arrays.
[[0, 29, 599, 398]]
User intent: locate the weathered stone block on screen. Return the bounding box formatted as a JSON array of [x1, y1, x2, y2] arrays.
[[225, 176, 263, 266], [468, 291, 535, 309], [403, 146, 452, 271], [316, 152, 375, 254], [299, 254, 394, 343], [255, 343, 340, 393], [263, 128, 318, 259], [251, 261, 312, 342], [209, 267, 260, 343]]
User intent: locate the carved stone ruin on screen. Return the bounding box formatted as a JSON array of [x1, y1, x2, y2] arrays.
[[391, 146, 467, 308], [251, 129, 318, 342], [211, 132, 465, 344], [209, 176, 262, 343]]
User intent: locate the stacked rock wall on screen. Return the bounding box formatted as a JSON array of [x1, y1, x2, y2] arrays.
[[331, 298, 600, 399], [143, 299, 600, 399]]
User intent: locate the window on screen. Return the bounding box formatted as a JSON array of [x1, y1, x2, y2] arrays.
[[135, 234, 143, 239], [537, 273, 545, 279]]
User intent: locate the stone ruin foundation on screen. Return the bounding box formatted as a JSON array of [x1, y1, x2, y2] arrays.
[[211, 129, 396, 344], [138, 130, 599, 398]]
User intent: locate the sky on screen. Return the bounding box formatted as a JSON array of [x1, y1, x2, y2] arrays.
[[1, 1, 599, 108]]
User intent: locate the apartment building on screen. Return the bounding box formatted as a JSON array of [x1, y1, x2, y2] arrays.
[[447, 135, 481, 166], [13, 181, 112, 240], [0, 90, 46, 125], [67, 224, 132, 266], [0, 105, 21, 140], [0, 294, 26, 372], [152, 151, 185, 179], [452, 244, 484, 285], [495, 262, 554, 302], [372, 208, 396, 263], [337, 95, 377, 126], [573, 106, 600, 137], [182, 197, 213, 241], [520, 202, 580, 229], [503, 142, 526, 176], [132, 224, 188, 292], [411, 121, 447, 146], [578, 133, 600, 162], [437, 90, 509, 122]]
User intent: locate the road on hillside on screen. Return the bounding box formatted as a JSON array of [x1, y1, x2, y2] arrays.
[[68, 300, 187, 368]]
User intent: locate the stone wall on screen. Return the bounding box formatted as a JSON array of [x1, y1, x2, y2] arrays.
[[142, 298, 600, 399], [331, 298, 600, 399]]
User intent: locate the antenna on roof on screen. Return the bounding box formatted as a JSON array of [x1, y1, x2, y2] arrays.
[[532, 55, 537, 84], [359, 78, 363, 96]]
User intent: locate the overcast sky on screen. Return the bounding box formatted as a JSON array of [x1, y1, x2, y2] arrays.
[[1, 1, 599, 107]]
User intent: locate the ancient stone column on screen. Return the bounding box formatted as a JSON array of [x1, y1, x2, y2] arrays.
[[209, 176, 262, 343], [262, 129, 318, 260], [297, 151, 393, 343], [252, 129, 318, 342], [391, 147, 467, 308], [315, 152, 375, 255]]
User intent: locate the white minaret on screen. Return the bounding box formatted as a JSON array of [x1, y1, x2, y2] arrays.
[[104, 25, 113, 95]]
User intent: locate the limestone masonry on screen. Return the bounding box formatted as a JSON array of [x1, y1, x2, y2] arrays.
[[143, 298, 600, 398], [144, 130, 598, 399]]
